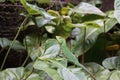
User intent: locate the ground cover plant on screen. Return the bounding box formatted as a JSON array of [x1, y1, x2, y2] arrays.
[[0, 0, 120, 80]]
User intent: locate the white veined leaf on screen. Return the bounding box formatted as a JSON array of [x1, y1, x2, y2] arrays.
[[33, 60, 62, 80], [59, 68, 80, 80], [114, 0, 120, 23], [72, 2, 105, 16], [109, 70, 120, 80], [102, 56, 120, 70]]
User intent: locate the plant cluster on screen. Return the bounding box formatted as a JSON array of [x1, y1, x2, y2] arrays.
[[0, 0, 120, 80]]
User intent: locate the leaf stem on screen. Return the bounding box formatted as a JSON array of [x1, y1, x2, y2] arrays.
[[104, 20, 106, 33]]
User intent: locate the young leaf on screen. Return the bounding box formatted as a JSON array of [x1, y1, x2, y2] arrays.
[[45, 26, 55, 33]]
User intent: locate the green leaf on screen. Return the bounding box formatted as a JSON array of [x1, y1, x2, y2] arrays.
[[85, 62, 104, 74], [59, 68, 79, 80], [0, 38, 11, 48], [45, 26, 55, 33], [73, 18, 117, 56], [33, 60, 62, 80], [109, 71, 120, 80], [0, 38, 25, 51], [35, 17, 51, 27], [68, 19, 103, 28], [25, 73, 40, 80], [83, 19, 104, 28], [95, 69, 110, 80], [70, 68, 88, 80], [104, 18, 117, 31], [0, 67, 24, 80], [54, 25, 71, 39], [114, 0, 120, 23], [47, 10, 61, 25], [24, 34, 42, 60], [106, 11, 115, 18], [72, 2, 105, 16], [12, 40, 25, 51], [102, 56, 120, 70], [73, 27, 100, 56], [25, 62, 34, 71], [24, 34, 40, 48], [49, 60, 85, 80], [56, 36, 94, 78], [56, 36, 80, 66], [0, 67, 40, 80], [25, 34, 60, 60], [109, 70, 120, 80], [48, 59, 65, 68], [40, 39, 60, 59], [20, 0, 55, 19], [81, 14, 104, 21], [85, 63, 110, 80], [61, 7, 70, 15]]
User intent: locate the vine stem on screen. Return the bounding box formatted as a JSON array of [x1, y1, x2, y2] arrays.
[[82, 28, 97, 80], [82, 27, 86, 65], [21, 54, 30, 67], [21, 24, 29, 67], [0, 15, 29, 70]]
